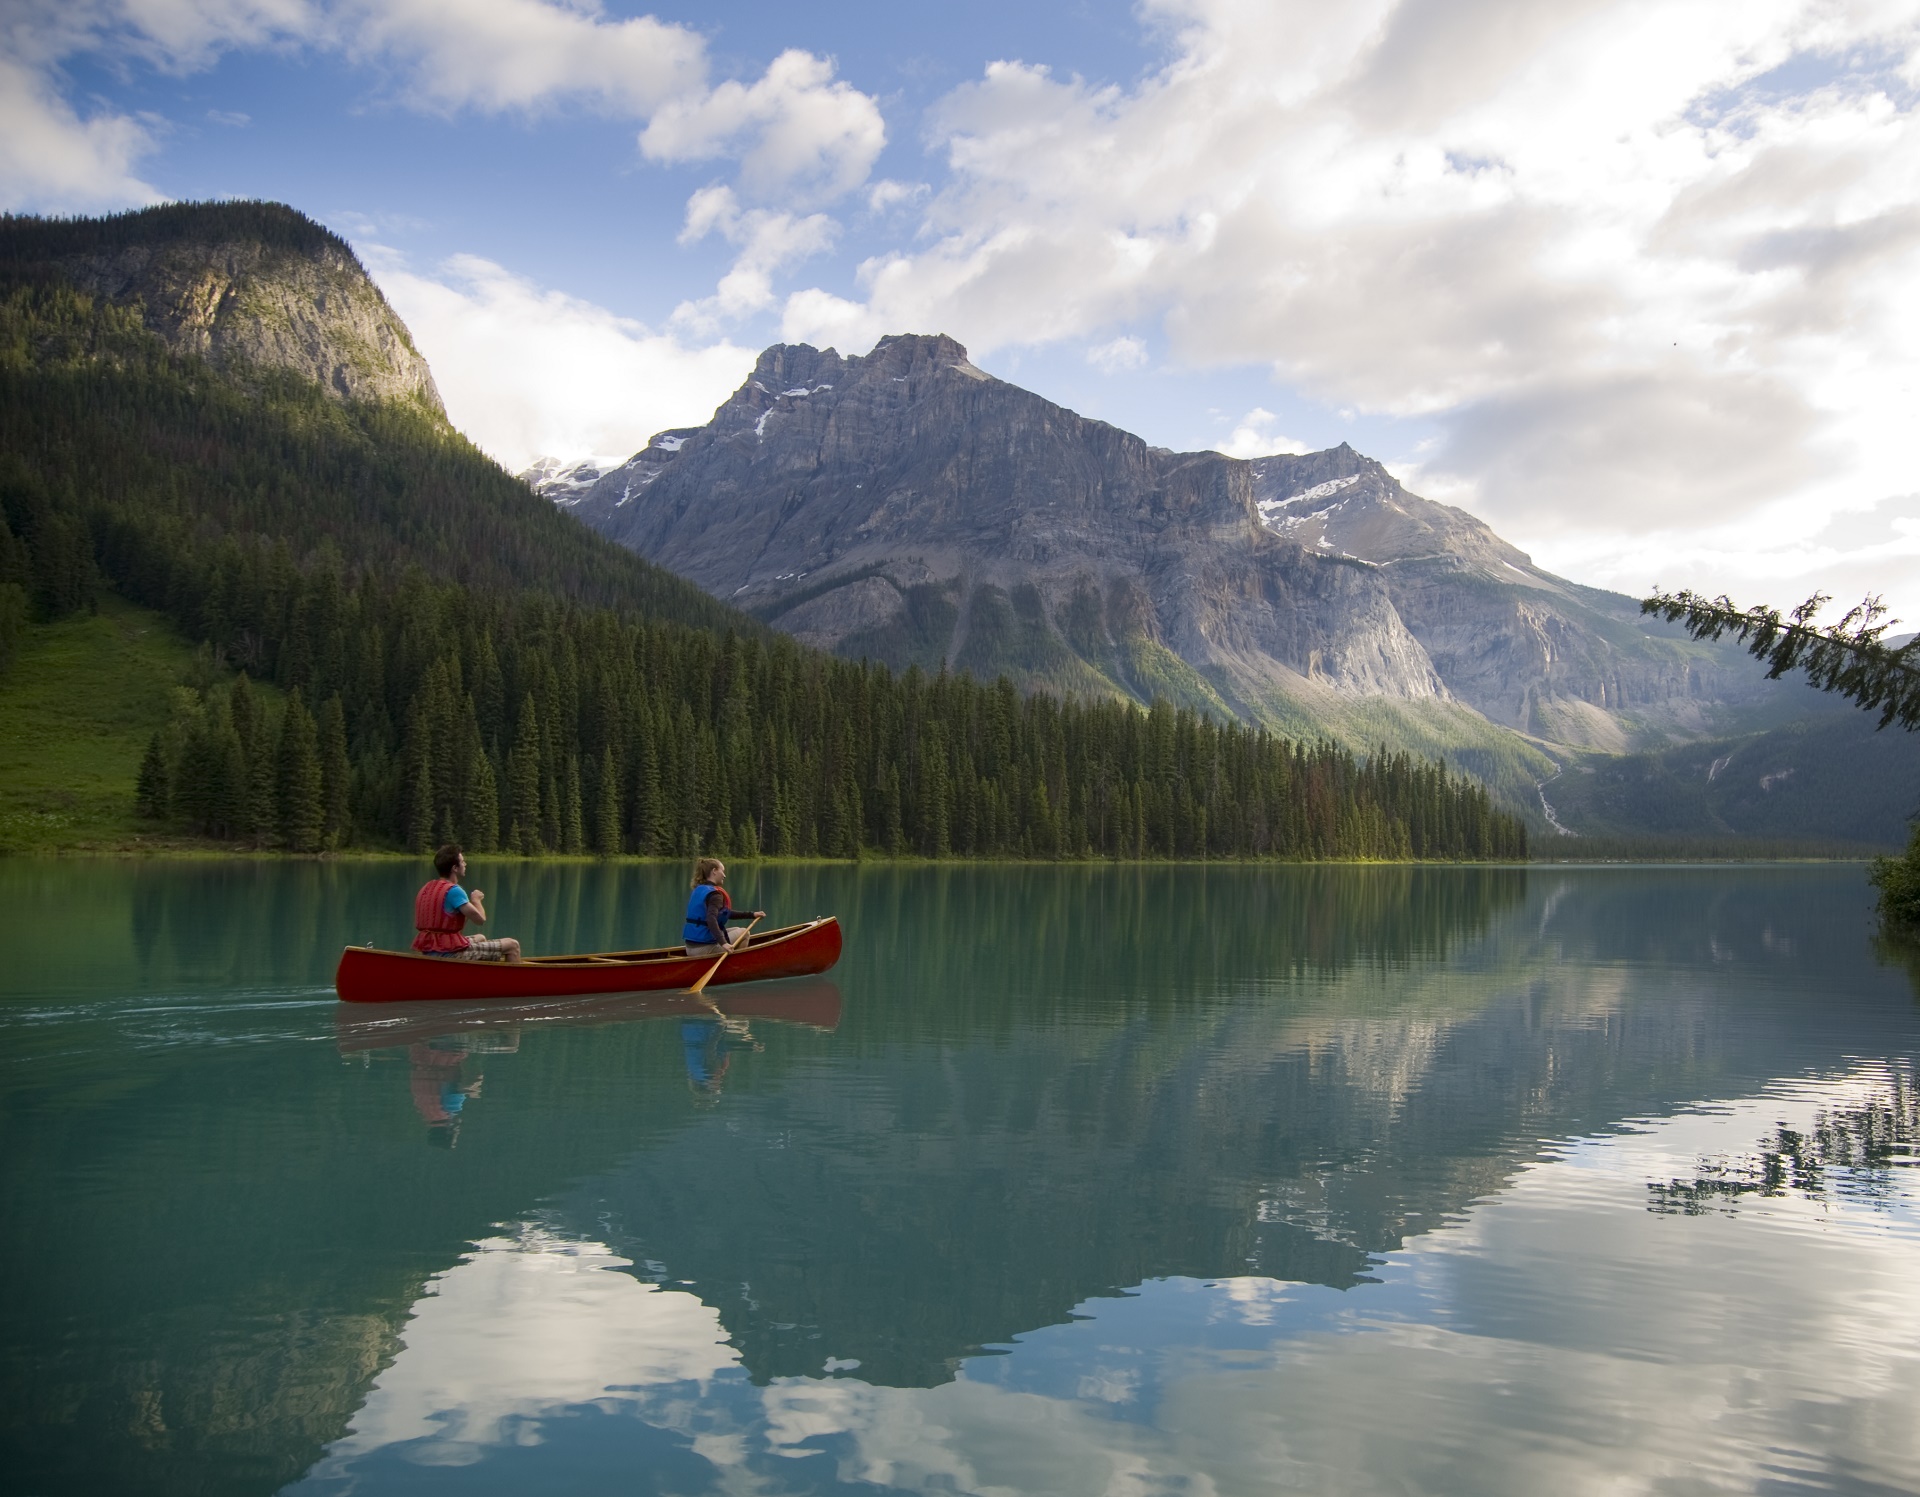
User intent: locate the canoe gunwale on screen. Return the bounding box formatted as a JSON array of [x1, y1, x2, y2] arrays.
[[357, 918, 825, 968]]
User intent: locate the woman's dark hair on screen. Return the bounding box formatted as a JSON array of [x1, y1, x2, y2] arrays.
[[434, 844, 464, 878]]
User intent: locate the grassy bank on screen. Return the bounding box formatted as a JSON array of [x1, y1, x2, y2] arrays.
[[0, 592, 216, 852]]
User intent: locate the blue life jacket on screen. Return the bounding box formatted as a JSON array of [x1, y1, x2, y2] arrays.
[[684, 883, 732, 943]]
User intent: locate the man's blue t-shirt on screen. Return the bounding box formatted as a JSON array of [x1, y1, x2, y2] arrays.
[[444, 886, 470, 916]]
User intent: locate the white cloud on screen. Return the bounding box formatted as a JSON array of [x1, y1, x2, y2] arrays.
[[0, 52, 160, 212], [776, 0, 1920, 607], [368, 249, 753, 471], [670, 184, 839, 331], [1086, 335, 1148, 373], [866, 178, 929, 214], [342, 0, 705, 117], [640, 47, 886, 207], [1218, 406, 1308, 459]]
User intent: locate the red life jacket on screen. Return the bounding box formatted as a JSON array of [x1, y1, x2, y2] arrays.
[[412, 878, 471, 953]]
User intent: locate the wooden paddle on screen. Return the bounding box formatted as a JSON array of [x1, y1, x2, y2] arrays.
[[686, 914, 763, 996]]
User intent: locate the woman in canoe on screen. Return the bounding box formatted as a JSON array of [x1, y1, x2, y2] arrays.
[[684, 857, 765, 958], [414, 844, 523, 962]]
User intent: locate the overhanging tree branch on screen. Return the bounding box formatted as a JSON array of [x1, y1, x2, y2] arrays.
[[1641, 588, 1920, 731]]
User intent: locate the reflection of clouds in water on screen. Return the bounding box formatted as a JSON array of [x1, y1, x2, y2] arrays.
[[308, 1077, 1920, 1492], [1215, 1277, 1292, 1327], [1179, 1083, 1920, 1496], [309, 1226, 739, 1474]]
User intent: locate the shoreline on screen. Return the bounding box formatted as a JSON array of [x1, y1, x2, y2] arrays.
[[0, 845, 1882, 867]]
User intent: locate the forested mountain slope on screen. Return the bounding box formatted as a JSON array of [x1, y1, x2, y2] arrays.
[[1542, 691, 1920, 846], [0, 202, 1522, 861]]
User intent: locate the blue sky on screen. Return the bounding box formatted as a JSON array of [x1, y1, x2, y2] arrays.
[[7, 0, 1920, 614]]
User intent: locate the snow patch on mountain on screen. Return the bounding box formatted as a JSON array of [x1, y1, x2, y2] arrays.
[[518, 456, 627, 506]]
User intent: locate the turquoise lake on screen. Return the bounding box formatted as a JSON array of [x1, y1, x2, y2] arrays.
[[1, 859, 1916, 1495]]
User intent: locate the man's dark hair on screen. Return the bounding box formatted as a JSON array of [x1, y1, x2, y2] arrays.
[[433, 844, 464, 878]]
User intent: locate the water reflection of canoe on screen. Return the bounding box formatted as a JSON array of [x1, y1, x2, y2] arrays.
[[333, 975, 844, 1052], [333, 917, 843, 1004]]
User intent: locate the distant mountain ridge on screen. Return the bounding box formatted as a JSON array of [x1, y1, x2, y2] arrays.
[[533, 334, 1787, 810]]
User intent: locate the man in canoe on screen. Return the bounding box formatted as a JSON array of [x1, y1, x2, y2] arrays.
[[684, 856, 765, 958], [414, 844, 523, 962]]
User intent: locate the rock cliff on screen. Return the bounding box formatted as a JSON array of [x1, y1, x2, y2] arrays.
[[1, 201, 442, 413], [547, 335, 1767, 779]]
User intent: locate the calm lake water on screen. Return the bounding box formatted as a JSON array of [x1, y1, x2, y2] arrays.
[[1, 858, 1917, 1496]]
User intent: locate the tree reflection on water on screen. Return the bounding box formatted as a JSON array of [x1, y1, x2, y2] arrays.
[[1648, 1061, 1918, 1215]]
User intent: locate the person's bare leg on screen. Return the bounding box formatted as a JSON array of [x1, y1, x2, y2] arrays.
[[500, 937, 523, 963]]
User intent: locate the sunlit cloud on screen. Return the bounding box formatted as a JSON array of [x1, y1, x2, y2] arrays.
[[367, 249, 754, 471], [1217, 406, 1309, 459]]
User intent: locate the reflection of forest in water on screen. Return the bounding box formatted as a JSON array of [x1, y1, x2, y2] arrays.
[[0, 860, 1538, 1034], [2, 862, 1916, 1493], [30, 859, 1535, 998]]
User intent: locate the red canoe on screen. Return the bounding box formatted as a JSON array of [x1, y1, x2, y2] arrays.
[[333, 917, 843, 1004]]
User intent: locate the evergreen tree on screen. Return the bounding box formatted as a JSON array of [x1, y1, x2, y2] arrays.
[[541, 771, 563, 854], [135, 732, 168, 819], [401, 699, 433, 855], [229, 672, 259, 758], [245, 712, 279, 847], [318, 693, 352, 847], [276, 690, 324, 853], [170, 712, 217, 832], [594, 745, 621, 856], [506, 697, 544, 855], [562, 753, 585, 855]]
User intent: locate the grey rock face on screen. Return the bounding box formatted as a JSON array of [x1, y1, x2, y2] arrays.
[[565, 334, 1444, 706], [555, 334, 1766, 758], [1242, 447, 1765, 750], [50, 235, 442, 413]]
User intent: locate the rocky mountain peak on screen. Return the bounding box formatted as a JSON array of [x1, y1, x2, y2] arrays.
[[744, 341, 849, 394], [0, 200, 443, 414], [863, 332, 988, 381], [539, 335, 1786, 803]]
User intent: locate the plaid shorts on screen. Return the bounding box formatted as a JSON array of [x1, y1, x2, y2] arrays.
[[445, 936, 512, 962]]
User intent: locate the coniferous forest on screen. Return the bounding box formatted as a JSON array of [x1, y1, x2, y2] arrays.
[[0, 213, 1526, 861]]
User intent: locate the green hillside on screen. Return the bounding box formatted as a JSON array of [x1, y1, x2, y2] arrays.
[[0, 593, 207, 851], [0, 203, 1523, 863]]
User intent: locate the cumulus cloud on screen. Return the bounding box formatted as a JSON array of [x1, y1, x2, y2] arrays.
[[641, 47, 886, 207], [368, 249, 753, 471], [671, 184, 838, 331], [0, 52, 160, 212], [1218, 407, 1308, 459], [777, 0, 1920, 601], [341, 0, 703, 117], [1086, 335, 1148, 372]]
